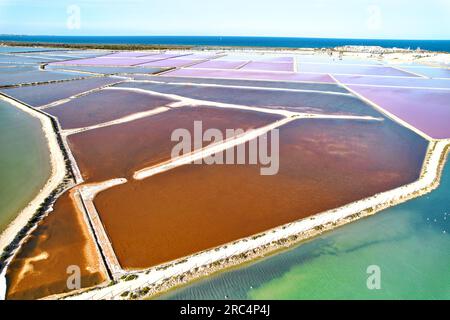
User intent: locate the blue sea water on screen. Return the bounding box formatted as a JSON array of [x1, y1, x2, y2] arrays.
[[1, 35, 450, 52]]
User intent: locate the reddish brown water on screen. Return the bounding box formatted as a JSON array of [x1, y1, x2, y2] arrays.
[[5, 105, 281, 299], [94, 118, 428, 269], [67, 106, 283, 182], [46, 90, 176, 129], [6, 191, 106, 300]]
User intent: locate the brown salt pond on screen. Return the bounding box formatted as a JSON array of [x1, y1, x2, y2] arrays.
[[93, 118, 428, 269], [46, 89, 176, 129], [67, 106, 283, 183], [6, 191, 106, 300], [5, 105, 281, 300]]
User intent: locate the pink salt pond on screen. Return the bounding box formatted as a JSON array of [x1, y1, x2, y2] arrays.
[[191, 60, 249, 69], [165, 68, 335, 83], [138, 59, 201, 68], [297, 63, 419, 77], [241, 61, 293, 72], [103, 52, 157, 58], [349, 85, 450, 139], [334, 75, 450, 89], [53, 57, 150, 66]]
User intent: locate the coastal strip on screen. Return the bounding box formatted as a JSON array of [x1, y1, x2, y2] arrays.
[[0, 96, 67, 254], [0, 94, 67, 299]]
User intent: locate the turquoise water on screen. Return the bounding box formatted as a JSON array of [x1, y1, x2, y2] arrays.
[[1, 36, 450, 52], [164, 156, 450, 300], [0, 100, 51, 233]]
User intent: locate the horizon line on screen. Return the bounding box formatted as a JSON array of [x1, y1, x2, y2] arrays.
[[1, 34, 450, 42]]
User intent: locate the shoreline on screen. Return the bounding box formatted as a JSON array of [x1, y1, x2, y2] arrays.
[[1, 39, 449, 53], [2, 42, 450, 67], [0, 95, 68, 299], [0, 41, 194, 51], [0, 96, 67, 254]]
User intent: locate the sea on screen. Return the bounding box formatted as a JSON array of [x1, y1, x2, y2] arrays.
[[0, 100, 51, 233], [1, 35, 450, 53]]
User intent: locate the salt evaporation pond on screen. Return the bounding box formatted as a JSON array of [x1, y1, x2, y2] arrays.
[[163, 156, 450, 300]]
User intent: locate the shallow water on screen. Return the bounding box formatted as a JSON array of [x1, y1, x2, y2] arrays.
[[0, 100, 51, 233], [46, 89, 175, 129], [165, 68, 335, 83], [335, 74, 450, 89], [0, 47, 63, 54], [1, 77, 119, 107], [116, 82, 382, 117], [5, 191, 106, 300], [94, 118, 427, 269], [47, 65, 162, 75], [163, 157, 450, 300], [68, 106, 282, 182], [131, 75, 349, 93], [349, 86, 450, 139], [0, 54, 57, 65], [0, 68, 89, 87], [401, 66, 450, 79], [297, 63, 415, 77]]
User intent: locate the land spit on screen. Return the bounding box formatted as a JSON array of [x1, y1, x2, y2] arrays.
[[0, 95, 67, 256], [0, 94, 67, 300]]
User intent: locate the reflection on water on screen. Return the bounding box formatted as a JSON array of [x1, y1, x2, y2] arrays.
[[163, 158, 450, 300]]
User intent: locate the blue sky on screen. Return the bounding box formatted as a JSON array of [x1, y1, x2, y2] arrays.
[[1, 0, 449, 39]]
